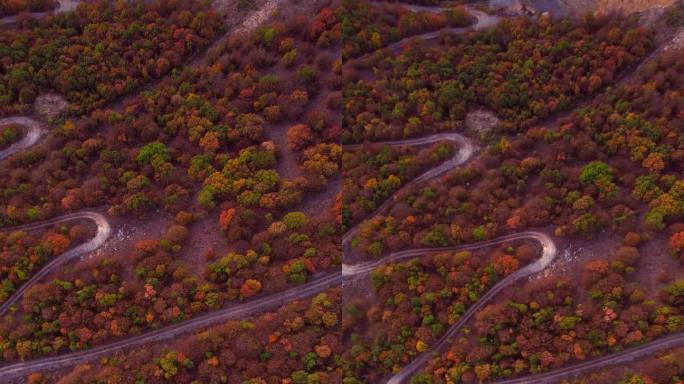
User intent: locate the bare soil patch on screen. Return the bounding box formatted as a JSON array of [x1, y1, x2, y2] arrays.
[[33, 93, 68, 121], [180, 211, 230, 275], [534, 230, 683, 300]]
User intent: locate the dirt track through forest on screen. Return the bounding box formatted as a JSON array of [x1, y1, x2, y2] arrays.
[[347, 2, 684, 382], [0, 212, 111, 317], [1, 2, 683, 383], [0, 117, 45, 160], [0, 0, 80, 24]]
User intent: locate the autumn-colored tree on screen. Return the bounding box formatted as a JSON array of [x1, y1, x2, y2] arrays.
[[669, 230, 684, 261], [219, 208, 236, 232], [239, 279, 262, 298], [287, 124, 314, 151], [44, 233, 70, 256]]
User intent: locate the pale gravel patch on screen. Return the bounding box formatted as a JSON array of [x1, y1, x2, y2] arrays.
[[34, 93, 68, 121], [465, 109, 500, 136], [532, 244, 582, 280]]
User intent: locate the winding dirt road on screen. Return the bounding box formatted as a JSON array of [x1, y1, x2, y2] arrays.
[[493, 332, 684, 383], [347, 3, 684, 383], [0, 2, 681, 383], [379, 5, 502, 53], [0, 0, 80, 24], [0, 211, 111, 317], [383, 232, 557, 384], [0, 117, 45, 161], [0, 271, 341, 379], [344, 133, 476, 185], [342, 133, 476, 250], [343, 231, 554, 277], [0, 133, 474, 382]]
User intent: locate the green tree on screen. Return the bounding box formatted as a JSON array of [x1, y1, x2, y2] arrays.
[[137, 141, 170, 165], [580, 161, 613, 184]]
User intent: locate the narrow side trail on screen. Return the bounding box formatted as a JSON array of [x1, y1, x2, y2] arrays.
[[344, 133, 476, 185], [343, 231, 554, 278]]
